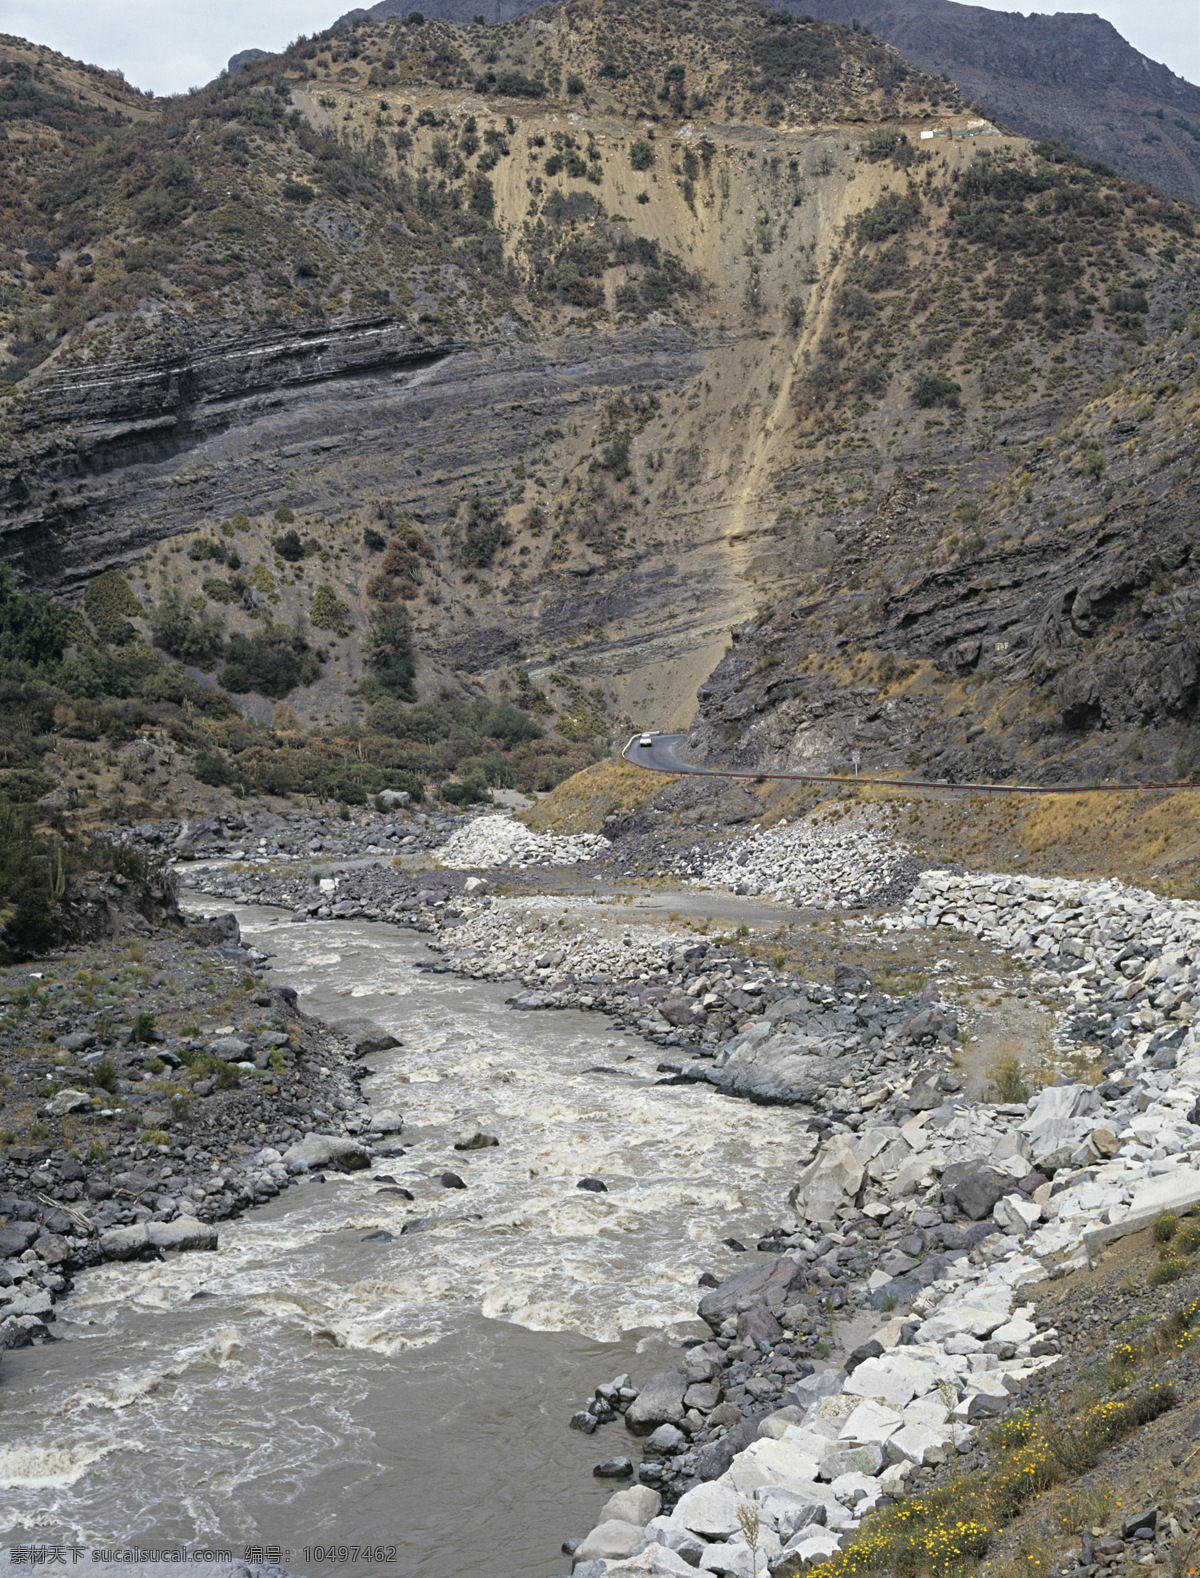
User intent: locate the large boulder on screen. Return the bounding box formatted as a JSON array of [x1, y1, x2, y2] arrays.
[[572, 1521, 645, 1563], [624, 1370, 687, 1434], [0, 1224, 41, 1258], [47, 1089, 92, 1117], [281, 1134, 370, 1172], [709, 1027, 842, 1105], [100, 1219, 218, 1259], [697, 1256, 807, 1333], [330, 1018, 400, 1056], [601, 1486, 662, 1525], [940, 1162, 1009, 1221], [788, 1137, 866, 1226]]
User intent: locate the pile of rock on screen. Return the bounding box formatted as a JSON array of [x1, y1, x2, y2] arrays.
[[561, 1246, 1059, 1578], [902, 870, 1200, 1028], [187, 861, 491, 929], [438, 814, 611, 870], [687, 811, 903, 908]]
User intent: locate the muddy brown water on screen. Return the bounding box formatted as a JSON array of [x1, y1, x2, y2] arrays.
[[0, 900, 811, 1578]]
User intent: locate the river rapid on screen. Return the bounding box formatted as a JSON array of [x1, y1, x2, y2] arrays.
[[0, 899, 807, 1578]]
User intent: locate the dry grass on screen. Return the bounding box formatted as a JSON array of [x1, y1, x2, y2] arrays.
[[517, 756, 662, 834]]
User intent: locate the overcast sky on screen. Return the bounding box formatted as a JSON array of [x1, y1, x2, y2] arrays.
[[3, 0, 1197, 97]]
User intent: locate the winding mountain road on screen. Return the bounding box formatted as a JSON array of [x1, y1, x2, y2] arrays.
[[622, 732, 1196, 797]]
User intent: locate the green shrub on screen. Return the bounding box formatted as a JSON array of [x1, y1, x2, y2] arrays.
[[0, 567, 69, 666], [856, 190, 922, 241], [993, 1058, 1031, 1103], [219, 626, 320, 698], [364, 604, 417, 700], [310, 584, 353, 636], [629, 139, 654, 171], [439, 768, 489, 804], [460, 494, 506, 566], [202, 576, 243, 605], [148, 587, 225, 670], [1177, 1219, 1200, 1254], [282, 181, 314, 203], [272, 529, 305, 561], [84, 570, 142, 644], [90, 1058, 118, 1094], [0, 805, 62, 955], [87, 1141, 108, 1162], [912, 368, 962, 408], [861, 126, 913, 166], [1149, 1253, 1188, 1287], [0, 768, 57, 804], [187, 538, 225, 563], [1153, 1211, 1180, 1244], [363, 528, 386, 552], [133, 1009, 156, 1043], [493, 72, 546, 98]]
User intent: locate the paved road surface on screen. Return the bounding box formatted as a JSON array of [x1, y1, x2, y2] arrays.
[[623, 733, 1195, 797]]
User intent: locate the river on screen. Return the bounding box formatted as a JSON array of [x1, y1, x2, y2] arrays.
[[0, 899, 806, 1578]]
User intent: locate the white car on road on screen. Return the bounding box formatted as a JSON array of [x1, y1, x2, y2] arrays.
[[638, 734, 654, 747]]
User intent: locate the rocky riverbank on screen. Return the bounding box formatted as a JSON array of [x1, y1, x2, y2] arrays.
[[535, 857, 1200, 1576], [0, 903, 396, 1352]]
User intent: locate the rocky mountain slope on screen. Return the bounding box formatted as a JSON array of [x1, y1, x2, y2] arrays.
[[801, 0, 1200, 206], [0, 0, 1198, 799], [332, 0, 1200, 202]]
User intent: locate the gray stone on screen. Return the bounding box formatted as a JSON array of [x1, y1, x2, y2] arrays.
[[281, 1134, 370, 1172], [206, 1037, 251, 1062], [709, 1027, 842, 1105], [331, 1018, 400, 1056], [47, 1088, 92, 1117], [601, 1485, 661, 1525], [572, 1521, 645, 1563], [625, 1370, 687, 1434], [593, 1457, 634, 1478], [695, 1417, 760, 1481], [33, 1234, 71, 1265], [940, 1163, 1008, 1221], [834, 963, 870, 995], [149, 1219, 218, 1253], [644, 1424, 686, 1454], [697, 1256, 806, 1332], [0, 1224, 39, 1258]]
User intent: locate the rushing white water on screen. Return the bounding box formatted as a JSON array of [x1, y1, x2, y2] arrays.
[[0, 901, 809, 1578]]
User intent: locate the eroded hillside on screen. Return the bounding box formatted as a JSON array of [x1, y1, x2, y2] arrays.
[[0, 0, 1197, 791]]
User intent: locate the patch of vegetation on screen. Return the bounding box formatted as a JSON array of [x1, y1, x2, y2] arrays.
[[84, 571, 142, 644], [309, 583, 353, 636], [218, 626, 320, 698]]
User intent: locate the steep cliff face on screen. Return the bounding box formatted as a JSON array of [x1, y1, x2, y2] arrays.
[[1, 1, 1198, 782], [800, 0, 1200, 205]]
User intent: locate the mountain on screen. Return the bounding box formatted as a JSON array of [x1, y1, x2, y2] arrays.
[[320, 0, 1200, 203], [0, 0, 1198, 807], [799, 0, 1200, 205]]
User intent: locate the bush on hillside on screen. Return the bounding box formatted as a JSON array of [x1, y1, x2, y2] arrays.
[[363, 604, 417, 700], [84, 570, 142, 644], [148, 587, 226, 670], [0, 567, 69, 667], [219, 627, 320, 697]]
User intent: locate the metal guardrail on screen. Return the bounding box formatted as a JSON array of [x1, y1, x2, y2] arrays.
[[621, 737, 1198, 797]]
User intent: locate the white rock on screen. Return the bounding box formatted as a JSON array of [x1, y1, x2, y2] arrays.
[[884, 1423, 950, 1466], [993, 1194, 1042, 1235], [843, 1351, 946, 1409], [672, 1480, 746, 1538], [573, 1520, 646, 1563], [838, 1399, 903, 1446]]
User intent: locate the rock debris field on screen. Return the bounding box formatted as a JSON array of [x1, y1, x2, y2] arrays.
[[156, 804, 1200, 1576]]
